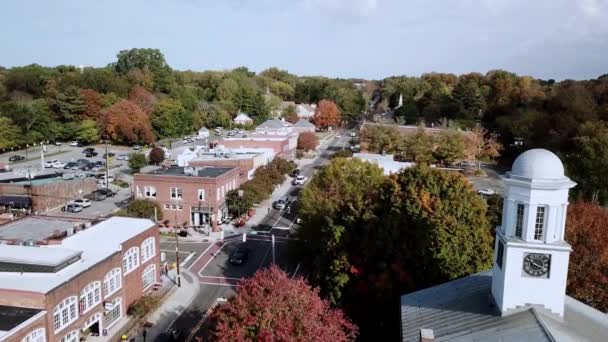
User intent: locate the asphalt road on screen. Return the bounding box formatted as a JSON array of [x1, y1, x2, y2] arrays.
[[153, 129, 351, 342]]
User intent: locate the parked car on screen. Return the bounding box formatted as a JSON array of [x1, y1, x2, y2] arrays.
[[229, 245, 250, 265], [96, 175, 114, 184], [8, 155, 25, 162], [53, 161, 66, 168], [69, 141, 80, 147], [85, 151, 98, 158], [116, 153, 130, 161], [62, 203, 83, 213], [45, 160, 58, 168], [71, 198, 91, 208], [91, 165, 104, 172], [83, 147, 95, 154], [292, 175, 306, 186], [478, 188, 496, 196], [96, 188, 117, 197], [133, 145, 142, 150], [85, 192, 106, 201], [102, 152, 115, 159], [64, 162, 79, 170], [273, 197, 289, 210], [290, 169, 301, 177], [76, 159, 90, 166], [54, 141, 62, 146]]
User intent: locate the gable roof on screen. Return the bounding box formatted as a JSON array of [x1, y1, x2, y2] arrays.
[[293, 119, 315, 128], [234, 113, 252, 121], [297, 104, 316, 113], [400, 270, 608, 342], [257, 118, 293, 129]]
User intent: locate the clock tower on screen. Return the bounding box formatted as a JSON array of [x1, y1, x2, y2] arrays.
[[491, 149, 576, 317]]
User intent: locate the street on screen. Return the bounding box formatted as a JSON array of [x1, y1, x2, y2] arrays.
[[154, 129, 350, 341]]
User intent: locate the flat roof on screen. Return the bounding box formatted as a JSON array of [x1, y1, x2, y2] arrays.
[[0, 245, 81, 267], [147, 166, 235, 178], [0, 217, 156, 293], [0, 305, 43, 332], [0, 216, 89, 243]]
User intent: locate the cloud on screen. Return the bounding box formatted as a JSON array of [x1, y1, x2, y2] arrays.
[[301, 0, 379, 16]]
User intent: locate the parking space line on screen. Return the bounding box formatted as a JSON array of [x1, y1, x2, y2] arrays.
[[197, 242, 226, 277], [292, 262, 301, 278], [187, 242, 215, 271], [199, 281, 237, 287]]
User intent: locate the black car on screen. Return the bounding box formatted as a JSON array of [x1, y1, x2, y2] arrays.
[[96, 188, 116, 197], [80, 163, 94, 171], [85, 192, 106, 201], [85, 151, 98, 157], [102, 152, 115, 159], [82, 147, 95, 154], [290, 169, 301, 177], [229, 246, 249, 265], [253, 224, 272, 232], [8, 155, 25, 162]]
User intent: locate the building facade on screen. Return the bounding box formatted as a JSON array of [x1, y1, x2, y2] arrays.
[[0, 217, 160, 342], [133, 166, 240, 230]]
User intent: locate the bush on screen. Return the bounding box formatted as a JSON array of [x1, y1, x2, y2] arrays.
[[331, 149, 353, 159], [128, 295, 161, 319], [128, 152, 147, 173], [298, 132, 319, 152], [117, 199, 163, 221], [149, 147, 165, 164]]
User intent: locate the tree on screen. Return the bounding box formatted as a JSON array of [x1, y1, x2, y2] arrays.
[[0, 116, 22, 150], [297, 132, 319, 152], [76, 119, 100, 144], [360, 125, 400, 154], [148, 147, 165, 164], [211, 266, 358, 342], [128, 153, 147, 173], [313, 100, 341, 130], [102, 100, 155, 144], [80, 89, 103, 119], [114, 48, 174, 92], [463, 126, 502, 169], [128, 295, 161, 320], [128, 85, 156, 114], [433, 130, 466, 165], [282, 104, 298, 124], [151, 98, 193, 138], [331, 149, 353, 159], [568, 122, 608, 203], [565, 202, 608, 312], [51, 85, 85, 122], [117, 199, 162, 220], [400, 128, 434, 163]]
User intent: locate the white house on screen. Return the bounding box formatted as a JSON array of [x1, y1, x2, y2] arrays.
[[234, 112, 253, 126], [296, 104, 316, 120], [197, 127, 210, 140]]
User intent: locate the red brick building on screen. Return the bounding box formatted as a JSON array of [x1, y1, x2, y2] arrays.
[[133, 166, 240, 231], [0, 216, 160, 342]]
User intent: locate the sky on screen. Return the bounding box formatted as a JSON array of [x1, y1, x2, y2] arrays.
[[1, 0, 607, 80]]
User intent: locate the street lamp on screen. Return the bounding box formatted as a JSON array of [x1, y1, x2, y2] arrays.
[[25, 144, 29, 160]]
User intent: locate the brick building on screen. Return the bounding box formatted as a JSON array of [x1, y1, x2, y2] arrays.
[[0, 216, 160, 342], [133, 166, 240, 231]]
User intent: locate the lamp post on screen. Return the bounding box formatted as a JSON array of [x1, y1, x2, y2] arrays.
[[25, 144, 29, 160]]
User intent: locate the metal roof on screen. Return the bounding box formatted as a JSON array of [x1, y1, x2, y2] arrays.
[[0, 216, 88, 243], [257, 119, 293, 129]]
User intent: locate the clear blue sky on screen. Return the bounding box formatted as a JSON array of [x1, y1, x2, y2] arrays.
[[1, 0, 607, 80]]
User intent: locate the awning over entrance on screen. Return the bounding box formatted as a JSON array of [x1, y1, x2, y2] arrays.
[[0, 195, 32, 209]]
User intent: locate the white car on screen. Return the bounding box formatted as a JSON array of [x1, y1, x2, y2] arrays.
[[336, 135, 342, 138], [97, 176, 115, 185], [53, 161, 66, 168], [69, 141, 79, 147], [292, 175, 306, 186], [54, 141, 62, 146], [71, 198, 91, 208], [478, 188, 496, 196], [45, 160, 58, 168]]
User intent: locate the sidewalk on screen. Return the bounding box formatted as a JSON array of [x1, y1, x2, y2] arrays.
[[125, 269, 200, 342]]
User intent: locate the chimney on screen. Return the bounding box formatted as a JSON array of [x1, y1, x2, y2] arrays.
[[420, 329, 434, 342]]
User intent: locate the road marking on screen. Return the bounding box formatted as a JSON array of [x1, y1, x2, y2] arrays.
[[198, 281, 237, 287], [197, 243, 226, 277], [199, 275, 241, 280], [184, 298, 226, 342], [272, 226, 291, 230], [292, 262, 301, 278], [180, 252, 196, 267], [259, 244, 272, 269], [187, 241, 215, 271]]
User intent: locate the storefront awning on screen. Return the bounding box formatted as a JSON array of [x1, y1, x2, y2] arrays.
[[0, 195, 32, 209]]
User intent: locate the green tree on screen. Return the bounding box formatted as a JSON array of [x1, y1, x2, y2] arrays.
[[151, 99, 193, 138], [114, 48, 174, 92], [568, 122, 608, 203], [282, 104, 298, 124], [360, 125, 400, 154], [76, 119, 100, 144], [128, 153, 147, 173], [433, 130, 466, 165], [401, 128, 435, 163], [0, 116, 22, 150], [52, 85, 86, 122], [117, 199, 162, 220]]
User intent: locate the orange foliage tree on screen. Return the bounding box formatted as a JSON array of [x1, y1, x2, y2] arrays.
[[566, 202, 608, 312], [313, 100, 341, 130], [80, 89, 103, 120], [463, 126, 502, 169], [297, 131, 319, 151], [101, 100, 154, 144], [128, 85, 157, 114]]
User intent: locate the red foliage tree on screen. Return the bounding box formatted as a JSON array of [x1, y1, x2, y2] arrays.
[[297, 131, 319, 151], [81, 89, 103, 119], [566, 202, 608, 312], [148, 147, 165, 164], [102, 100, 154, 144], [211, 266, 358, 342], [128, 85, 157, 114], [313, 100, 341, 130]]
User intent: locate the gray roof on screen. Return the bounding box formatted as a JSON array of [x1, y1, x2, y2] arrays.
[[401, 271, 608, 342], [148, 166, 234, 178], [0, 305, 43, 332], [294, 119, 315, 128], [0, 216, 89, 243], [0, 245, 81, 267], [257, 119, 293, 129]]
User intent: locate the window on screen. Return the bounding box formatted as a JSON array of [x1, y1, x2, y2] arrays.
[[198, 189, 205, 201], [534, 206, 546, 240], [141, 237, 156, 263], [496, 241, 504, 269], [136, 186, 142, 198], [144, 186, 156, 198], [60, 331, 78, 342], [142, 264, 156, 290], [79, 281, 101, 314], [123, 247, 140, 275], [83, 313, 102, 331], [171, 204, 177, 210], [105, 298, 122, 329], [164, 204, 170, 209], [170, 187, 182, 200], [178, 205, 183, 210], [103, 268, 122, 298], [515, 204, 524, 238], [22, 328, 45, 342], [53, 296, 78, 333]]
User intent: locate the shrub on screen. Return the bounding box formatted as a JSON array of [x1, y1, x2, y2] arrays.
[[118, 199, 163, 221], [331, 149, 353, 159], [298, 132, 319, 152], [149, 147, 165, 164], [128, 295, 161, 319], [128, 152, 147, 173]]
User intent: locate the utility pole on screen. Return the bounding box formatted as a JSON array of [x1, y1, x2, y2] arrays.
[[272, 234, 275, 264], [175, 229, 181, 287], [105, 139, 110, 189]]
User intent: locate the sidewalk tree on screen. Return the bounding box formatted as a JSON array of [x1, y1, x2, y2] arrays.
[[297, 131, 319, 152], [127, 295, 161, 320], [433, 130, 466, 165], [128, 153, 147, 173], [282, 104, 298, 124], [313, 100, 341, 130], [565, 202, 608, 312], [148, 147, 165, 165], [117, 199, 162, 221], [212, 266, 358, 342]]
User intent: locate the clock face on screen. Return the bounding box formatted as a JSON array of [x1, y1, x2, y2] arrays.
[[523, 253, 551, 277]]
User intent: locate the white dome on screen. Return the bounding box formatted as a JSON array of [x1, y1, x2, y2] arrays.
[[511, 149, 565, 179]]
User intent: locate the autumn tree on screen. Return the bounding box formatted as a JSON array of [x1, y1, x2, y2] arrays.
[[80, 89, 103, 119], [565, 202, 608, 312], [151, 98, 193, 138], [297, 131, 319, 152], [360, 125, 400, 154], [102, 100, 154, 144], [433, 130, 466, 165], [282, 104, 298, 124], [464, 126, 502, 169], [313, 100, 341, 130], [128, 85, 157, 114], [148, 147, 165, 164], [211, 266, 358, 342]]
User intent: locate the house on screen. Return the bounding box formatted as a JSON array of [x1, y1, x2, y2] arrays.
[[255, 118, 294, 135], [400, 149, 608, 341], [296, 104, 316, 120], [133, 166, 240, 230], [233, 112, 253, 126], [0, 216, 160, 342], [292, 119, 316, 134], [272, 101, 296, 117], [197, 127, 210, 140]]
